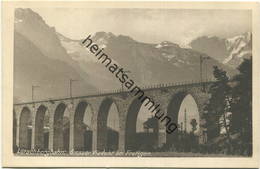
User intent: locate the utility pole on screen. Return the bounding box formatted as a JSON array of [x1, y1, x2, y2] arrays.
[[113, 117, 115, 130], [121, 70, 131, 91], [199, 55, 210, 90], [200, 55, 203, 84], [180, 122, 183, 132], [184, 108, 187, 133], [205, 60, 208, 81], [32, 85, 40, 102], [69, 79, 78, 98]]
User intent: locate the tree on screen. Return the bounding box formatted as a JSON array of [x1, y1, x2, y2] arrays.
[[230, 58, 252, 155], [204, 65, 234, 153], [204, 58, 252, 155], [204, 66, 231, 139], [190, 118, 198, 134]]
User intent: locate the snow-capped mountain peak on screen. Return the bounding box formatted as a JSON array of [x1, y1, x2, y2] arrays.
[[155, 41, 180, 48], [225, 32, 251, 49], [92, 31, 116, 48], [190, 32, 252, 68], [223, 32, 252, 64]]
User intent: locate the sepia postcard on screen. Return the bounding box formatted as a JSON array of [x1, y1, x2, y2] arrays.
[[1, 1, 260, 168]]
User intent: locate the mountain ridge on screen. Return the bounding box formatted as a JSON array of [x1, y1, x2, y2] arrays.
[[14, 8, 242, 102], [190, 32, 252, 68], [14, 8, 97, 103], [59, 31, 238, 86]]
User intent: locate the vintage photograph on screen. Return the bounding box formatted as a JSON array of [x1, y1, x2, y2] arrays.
[[12, 7, 253, 157], [2, 1, 260, 167]]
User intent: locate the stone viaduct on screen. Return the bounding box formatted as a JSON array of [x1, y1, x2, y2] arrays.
[[13, 81, 212, 153]]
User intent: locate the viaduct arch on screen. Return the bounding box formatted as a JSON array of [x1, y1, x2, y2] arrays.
[[13, 81, 211, 153], [34, 105, 48, 150], [73, 101, 93, 151], [19, 107, 32, 150]]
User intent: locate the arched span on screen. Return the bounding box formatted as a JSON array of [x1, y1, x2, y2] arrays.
[[53, 103, 69, 151], [13, 110, 17, 153], [34, 105, 48, 150], [19, 107, 32, 150], [125, 96, 158, 152], [166, 92, 200, 146], [97, 98, 119, 152], [74, 101, 93, 151]]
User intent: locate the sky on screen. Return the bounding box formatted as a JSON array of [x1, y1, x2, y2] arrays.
[[32, 8, 251, 46]]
